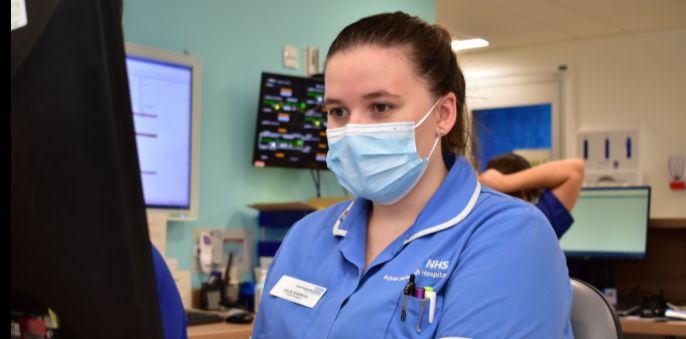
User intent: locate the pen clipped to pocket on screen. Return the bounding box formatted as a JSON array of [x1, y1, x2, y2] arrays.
[[399, 274, 438, 334]]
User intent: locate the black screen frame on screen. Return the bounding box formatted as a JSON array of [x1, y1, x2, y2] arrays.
[[562, 186, 651, 260], [252, 72, 329, 170]]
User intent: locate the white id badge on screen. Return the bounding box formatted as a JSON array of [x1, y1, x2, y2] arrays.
[[269, 275, 327, 308]]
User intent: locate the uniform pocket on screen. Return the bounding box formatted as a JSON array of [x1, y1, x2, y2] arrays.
[[385, 291, 443, 339]]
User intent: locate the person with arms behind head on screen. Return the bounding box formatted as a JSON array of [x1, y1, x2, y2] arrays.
[[480, 153, 585, 239]]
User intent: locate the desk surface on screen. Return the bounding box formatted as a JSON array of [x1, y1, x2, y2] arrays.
[[620, 317, 686, 336], [185, 316, 686, 338], [187, 322, 253, 339]]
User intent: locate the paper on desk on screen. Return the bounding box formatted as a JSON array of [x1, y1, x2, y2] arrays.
[[165, 258, 179, 272], [172, 270, 192, 309], [147, 212, 168, 256], [164, 256, 190, 308]]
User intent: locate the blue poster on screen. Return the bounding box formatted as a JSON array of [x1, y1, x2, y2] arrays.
[[474, 104, 552, 172]]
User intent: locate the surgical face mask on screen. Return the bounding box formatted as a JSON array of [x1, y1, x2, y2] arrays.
[[326, 99, 441, 205]]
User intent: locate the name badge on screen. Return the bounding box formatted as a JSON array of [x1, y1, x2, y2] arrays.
[[269, 275, 327, 308]]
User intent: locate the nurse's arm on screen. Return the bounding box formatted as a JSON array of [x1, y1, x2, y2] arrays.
[[479, 158, 584, 211]]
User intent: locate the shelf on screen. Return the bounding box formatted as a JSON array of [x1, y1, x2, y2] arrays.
[[650, 218, 686, 230], [620, 317, 686, 336]]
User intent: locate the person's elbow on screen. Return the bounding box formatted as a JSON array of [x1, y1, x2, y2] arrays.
[[552, 159, 585, 211], [569, 158, 585, 177], [568, 158, 585, 188]]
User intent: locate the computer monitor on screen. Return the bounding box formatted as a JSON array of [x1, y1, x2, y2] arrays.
[[560, 186, 651, 259], [11, 0, 163, 337], [124, 43, 201, 221], [252, 72, 328, 169]]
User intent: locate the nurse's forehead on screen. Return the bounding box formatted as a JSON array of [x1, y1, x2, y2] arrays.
[[324, 45, 426, 102]]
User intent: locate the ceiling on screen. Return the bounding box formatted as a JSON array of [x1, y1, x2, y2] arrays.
[[436, 0, 686, 51]]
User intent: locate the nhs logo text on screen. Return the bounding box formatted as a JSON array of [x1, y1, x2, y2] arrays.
[[425, 259, 449, 270]]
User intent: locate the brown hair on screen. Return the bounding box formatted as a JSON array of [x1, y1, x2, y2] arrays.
[[486, 153, 531, 174], [486, 153, 542, 201], [325, 11, 473, 157]]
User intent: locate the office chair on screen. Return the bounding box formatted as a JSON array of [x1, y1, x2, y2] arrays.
[[570, 278, 623, 339]]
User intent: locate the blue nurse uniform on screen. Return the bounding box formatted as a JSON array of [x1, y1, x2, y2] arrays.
[[253, 157, 573, 338]]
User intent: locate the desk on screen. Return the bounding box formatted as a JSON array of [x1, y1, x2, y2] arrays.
[[620, 317, 686, 336], [186, 317, 686, 338], [187, 322, 253, 339]]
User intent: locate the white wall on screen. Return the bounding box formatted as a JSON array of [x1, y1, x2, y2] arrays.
[[459, 28, 686, 218]]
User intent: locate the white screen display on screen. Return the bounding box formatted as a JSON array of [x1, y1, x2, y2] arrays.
[[126, 56, 192, 209], [560, 187, 650, 258]]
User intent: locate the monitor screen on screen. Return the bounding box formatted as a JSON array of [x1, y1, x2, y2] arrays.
[[560, 186, 650, 259], [252, 72, 328, 169], [125, 44, 200, 220]]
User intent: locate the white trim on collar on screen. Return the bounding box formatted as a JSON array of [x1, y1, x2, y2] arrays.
[[402, 182, 481, 245], [331, 182, 480, 242], [332, 200, 356, 237]]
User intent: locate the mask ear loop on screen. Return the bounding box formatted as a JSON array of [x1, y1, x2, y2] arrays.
[[422, 136, 441, 161], [414, 98, 442, 129], [415, 98, 443, 160]]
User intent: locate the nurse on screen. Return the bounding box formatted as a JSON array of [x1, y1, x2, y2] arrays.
[[253, 12, 573, 339]]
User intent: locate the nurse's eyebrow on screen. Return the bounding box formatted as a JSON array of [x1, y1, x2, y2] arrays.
[[362, 90, 401, 100], [323, 90, 400, 107], [323, 98, 343, 106]]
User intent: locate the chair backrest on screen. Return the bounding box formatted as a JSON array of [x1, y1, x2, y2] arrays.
[[570, 278, 623, 339]]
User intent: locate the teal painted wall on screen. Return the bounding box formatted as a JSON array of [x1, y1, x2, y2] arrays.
[[122, 0, 436, 287]]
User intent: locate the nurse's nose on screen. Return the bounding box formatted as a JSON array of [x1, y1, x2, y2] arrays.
[[347, 110, 373, 125]]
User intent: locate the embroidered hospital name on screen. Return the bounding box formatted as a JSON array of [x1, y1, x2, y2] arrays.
[[383, 274, 412, 282], [417, 269, 447, 279]]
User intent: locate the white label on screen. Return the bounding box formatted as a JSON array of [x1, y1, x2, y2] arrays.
[[11, 0, 28, 31], [11, 322, 20, 336], [269, 275, 326, 308]]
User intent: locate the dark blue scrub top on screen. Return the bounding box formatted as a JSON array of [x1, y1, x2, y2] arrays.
[[535, 190, 574, 239]]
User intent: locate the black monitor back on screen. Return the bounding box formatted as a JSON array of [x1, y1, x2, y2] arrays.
[[11, 0, 164, 338]]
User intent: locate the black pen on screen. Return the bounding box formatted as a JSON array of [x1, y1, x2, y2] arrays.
[[401, 274, 416, 321]]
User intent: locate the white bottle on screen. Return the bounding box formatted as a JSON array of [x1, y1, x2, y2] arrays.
[[223, 266, 240, 304]]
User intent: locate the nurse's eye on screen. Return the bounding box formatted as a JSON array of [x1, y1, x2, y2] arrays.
[[370, 103, 393, 114], [326, 107, 349, 119]]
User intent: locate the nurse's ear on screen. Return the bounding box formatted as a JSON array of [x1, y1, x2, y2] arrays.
[[435, 92, 457, 137]]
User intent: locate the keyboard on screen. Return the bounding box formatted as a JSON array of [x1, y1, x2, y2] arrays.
[[185, 310, 224, 326]]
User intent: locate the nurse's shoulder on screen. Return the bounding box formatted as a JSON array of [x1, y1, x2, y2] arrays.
[[436, 185, 573, 338], [473, 185, 557, 240], [269, 199, 355, 262]]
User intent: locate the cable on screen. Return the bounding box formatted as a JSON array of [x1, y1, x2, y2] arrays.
[[310, 169, 321, 198]]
